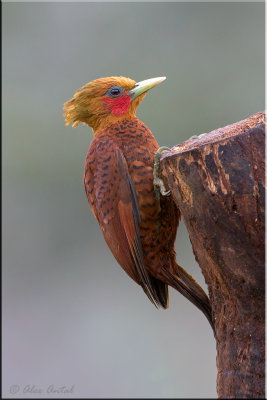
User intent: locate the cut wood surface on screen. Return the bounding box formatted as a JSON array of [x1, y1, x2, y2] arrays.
[[160, 111, 265, 398]]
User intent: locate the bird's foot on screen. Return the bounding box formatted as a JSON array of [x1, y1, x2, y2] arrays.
[[189, 132, 207, 140], [153, 147, 171, 199]]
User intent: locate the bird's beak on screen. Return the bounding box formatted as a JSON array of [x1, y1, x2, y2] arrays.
[[128, 76, 166, 101]]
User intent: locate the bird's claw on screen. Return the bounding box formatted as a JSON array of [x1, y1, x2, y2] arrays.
[[189, 132, 207, 140], [154, 176, 171, 196], [153, 146, 171, 198]]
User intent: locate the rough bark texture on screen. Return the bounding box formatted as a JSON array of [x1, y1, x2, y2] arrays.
[[160, 112, 265, 399]]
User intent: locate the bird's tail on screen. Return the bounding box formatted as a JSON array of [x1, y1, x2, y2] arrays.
[[162, 263, 214, 332]]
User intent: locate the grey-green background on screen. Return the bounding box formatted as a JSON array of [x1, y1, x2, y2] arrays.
[[3, 2, 264, 398]]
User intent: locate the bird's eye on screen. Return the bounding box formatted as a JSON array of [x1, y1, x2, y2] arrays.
[[110, 88, 120, 96], [106, 86, 124, 98]]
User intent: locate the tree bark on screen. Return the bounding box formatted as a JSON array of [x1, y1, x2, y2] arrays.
[[160, 112, 265, 399]]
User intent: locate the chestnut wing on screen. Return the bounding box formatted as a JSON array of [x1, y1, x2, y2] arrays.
[[84, 142, 162, 307]]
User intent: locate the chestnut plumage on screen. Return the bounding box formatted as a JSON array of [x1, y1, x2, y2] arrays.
[[63, 76, 213, 330]]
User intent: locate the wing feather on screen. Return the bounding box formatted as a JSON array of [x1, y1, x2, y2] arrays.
[[84, 142, 162, 307]]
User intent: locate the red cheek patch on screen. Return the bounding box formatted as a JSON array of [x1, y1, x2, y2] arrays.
[[102, 94, 131, 116]]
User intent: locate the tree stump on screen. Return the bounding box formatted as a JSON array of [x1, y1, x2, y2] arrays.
[[160, 112, 265, 399]]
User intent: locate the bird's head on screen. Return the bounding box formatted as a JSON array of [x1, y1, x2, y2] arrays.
[[63, 76, 166, 133]]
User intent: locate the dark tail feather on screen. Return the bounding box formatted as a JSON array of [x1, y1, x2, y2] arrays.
[[149, 276, 169, 309], [162, 264, 214, 332]]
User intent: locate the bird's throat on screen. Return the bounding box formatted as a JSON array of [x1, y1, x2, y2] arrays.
[[102, 94, 132, 116]]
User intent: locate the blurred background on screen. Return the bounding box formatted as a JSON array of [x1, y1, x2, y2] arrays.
[[3, 2, 264, 398]]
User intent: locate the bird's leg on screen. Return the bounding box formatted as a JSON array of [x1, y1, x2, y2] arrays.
[[153, 146, 171, 200]]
